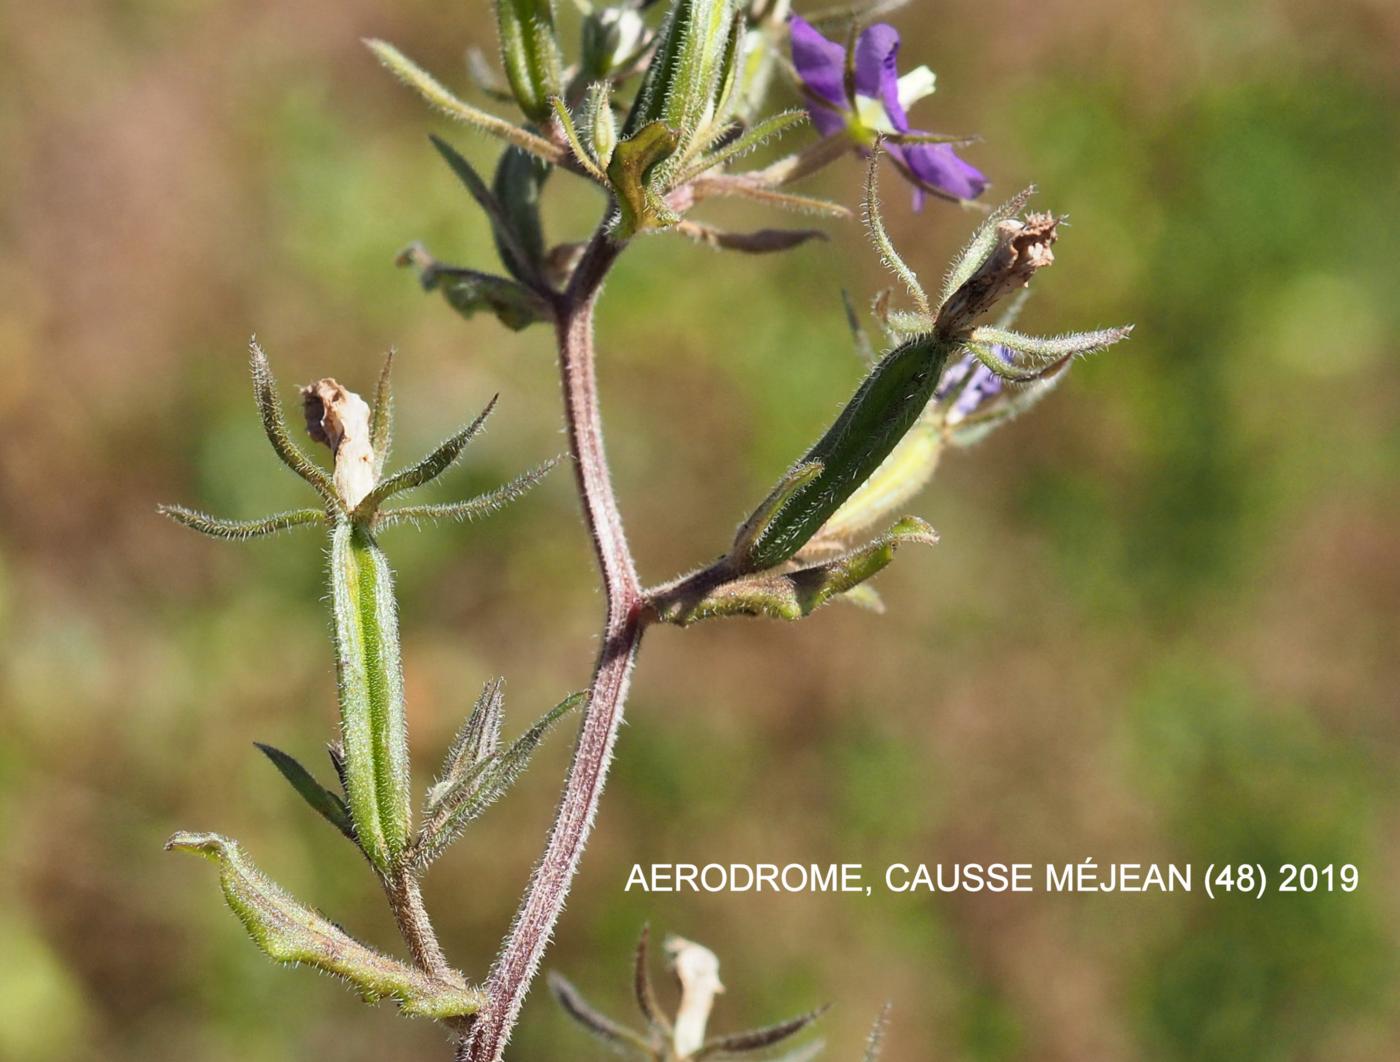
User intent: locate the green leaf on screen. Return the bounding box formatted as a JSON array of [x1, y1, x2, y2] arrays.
[[608, 121, 681, 237], [398, 243, 551, 331], [415, 692, 585, 867], [656, 517, 938, 624], [254, 743, 356, 842], [493, 146, 553, 284], [369, 350, 395, 479], [427, 136, 539, 285], [166, 832, 482, 1018]]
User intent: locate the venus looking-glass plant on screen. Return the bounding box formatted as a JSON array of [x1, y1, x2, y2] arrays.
[[162, 0, 1130, 1058]]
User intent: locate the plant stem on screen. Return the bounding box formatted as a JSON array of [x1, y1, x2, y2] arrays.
[[384, 868, 454, 983], [458, 215, 648, 1062]]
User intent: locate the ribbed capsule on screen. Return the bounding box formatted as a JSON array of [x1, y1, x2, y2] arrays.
[[330, 518, 412, 872], [736, 330, 957, 571], [493, 0, 563, 122]]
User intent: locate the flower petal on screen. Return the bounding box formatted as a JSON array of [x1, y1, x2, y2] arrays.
[[890, 140, 988, 204], [789, 16, 848, 109], [854, 24, 908, 132]]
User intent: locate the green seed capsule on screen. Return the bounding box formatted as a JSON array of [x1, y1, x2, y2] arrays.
[[330, 518, 411, 871], [739, 331, 957, 571]]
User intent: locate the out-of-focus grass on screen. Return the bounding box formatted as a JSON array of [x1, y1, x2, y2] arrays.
[[1, 0, 1397, 1058]]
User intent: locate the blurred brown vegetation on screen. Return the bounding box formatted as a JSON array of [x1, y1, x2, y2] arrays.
[[1, 0, 1398, 1059]]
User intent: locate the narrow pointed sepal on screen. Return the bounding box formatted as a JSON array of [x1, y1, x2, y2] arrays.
[[863, 1003, 893, 1062], [864, 149, 930, 318], [354, 397, 498, 519], [634, 924, 672, 1038], [548, 971, 657, 1054], [165, 832, 483, 1018], [369, 351, 395, 480], [654, 517, 938, 625], [693, 1004, 831, 1058], [249, 343, 341, 509], [375, 456, 559, 530], [157, 505, 327, 541], [254, 743, 357, 843], [967, 324, 1133, 378], [413, 691, 585, 869]]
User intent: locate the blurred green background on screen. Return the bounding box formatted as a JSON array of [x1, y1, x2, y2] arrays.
[[2, 0, 1398, 1058]]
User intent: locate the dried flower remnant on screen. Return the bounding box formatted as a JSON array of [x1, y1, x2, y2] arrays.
[[302, 378, 377, 509], [551, 927, 828, 1059]]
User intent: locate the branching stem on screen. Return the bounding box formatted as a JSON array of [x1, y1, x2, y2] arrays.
[[458, 210, 649, 1062]]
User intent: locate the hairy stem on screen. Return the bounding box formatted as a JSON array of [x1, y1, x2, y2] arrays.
[[384, 868, 454, 983], [459, 215, 648, 1061]]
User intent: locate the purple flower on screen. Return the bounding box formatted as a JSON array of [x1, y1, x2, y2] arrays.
[[789, 15, 987, 209], [936, 344, 1014, 423]]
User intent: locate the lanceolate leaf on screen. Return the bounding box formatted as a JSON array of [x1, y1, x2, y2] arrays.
[[254, 743, 356, 842], [427, 136, 538, 284], [166, 832, 483, 1018], [425, 678, 506, 815]]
